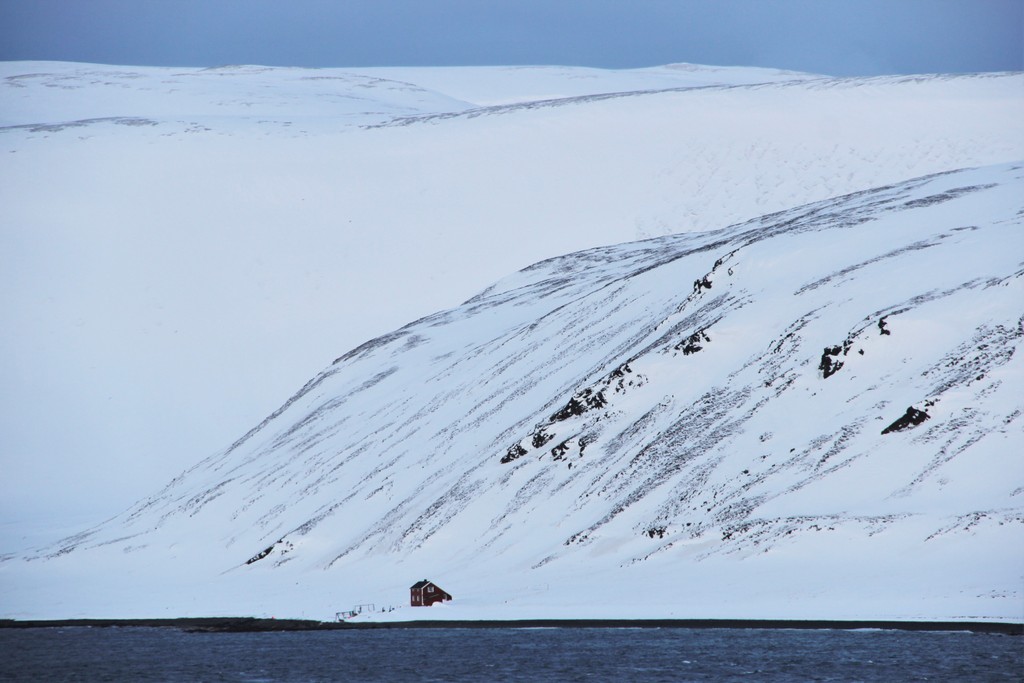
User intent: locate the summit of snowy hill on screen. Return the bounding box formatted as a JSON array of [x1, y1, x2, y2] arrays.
[[2, 162, 1021, 622], [343, 62, 822, 106], [0, 61, 477, 128], [1, 61, 1022, 558], [0, 61, 819, 128]]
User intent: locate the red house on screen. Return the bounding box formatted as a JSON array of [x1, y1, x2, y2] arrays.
[[410, 579, 452, 607]]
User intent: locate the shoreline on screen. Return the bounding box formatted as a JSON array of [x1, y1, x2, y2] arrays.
[[1, 617, 1021, 635]]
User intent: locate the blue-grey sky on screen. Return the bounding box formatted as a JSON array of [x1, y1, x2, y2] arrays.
[[0, 0, 1021, 76]]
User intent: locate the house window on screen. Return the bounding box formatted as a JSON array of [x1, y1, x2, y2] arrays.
[[427, 586, 434, 593]]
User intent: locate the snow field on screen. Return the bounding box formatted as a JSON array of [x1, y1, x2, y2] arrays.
[[1, 62, 1022, 621]]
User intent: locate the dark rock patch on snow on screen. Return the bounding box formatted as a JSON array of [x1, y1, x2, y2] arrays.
[[881, 407, 930, 434]]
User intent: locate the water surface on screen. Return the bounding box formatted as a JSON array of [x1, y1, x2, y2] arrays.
[[2, 626, 1021, 682]]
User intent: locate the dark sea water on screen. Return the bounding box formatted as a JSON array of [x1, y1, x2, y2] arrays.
[[1, 626, 1021, 682]]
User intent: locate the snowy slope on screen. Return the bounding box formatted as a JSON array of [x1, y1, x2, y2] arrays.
[[1, 62, 1022, 539], [3, 162, 1021, 622]]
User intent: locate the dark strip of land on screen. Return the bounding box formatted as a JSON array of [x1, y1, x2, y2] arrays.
[[1, 618, 1020, 634]]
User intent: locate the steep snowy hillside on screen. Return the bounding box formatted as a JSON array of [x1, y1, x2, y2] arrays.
[[1, 62, 1022, 537], [3, 162, 1021, 621]]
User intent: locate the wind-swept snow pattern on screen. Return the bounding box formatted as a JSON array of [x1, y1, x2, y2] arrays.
[[2, 62, 1022, 537], [3, 162, 1021, 622]]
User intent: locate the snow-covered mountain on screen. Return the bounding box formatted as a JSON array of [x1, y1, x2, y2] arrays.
[[3, 159, 1021, 622], [1, 62, 1022, 543]]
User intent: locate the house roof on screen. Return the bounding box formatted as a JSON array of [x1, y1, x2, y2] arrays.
[[410, 579, 452, 595]]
